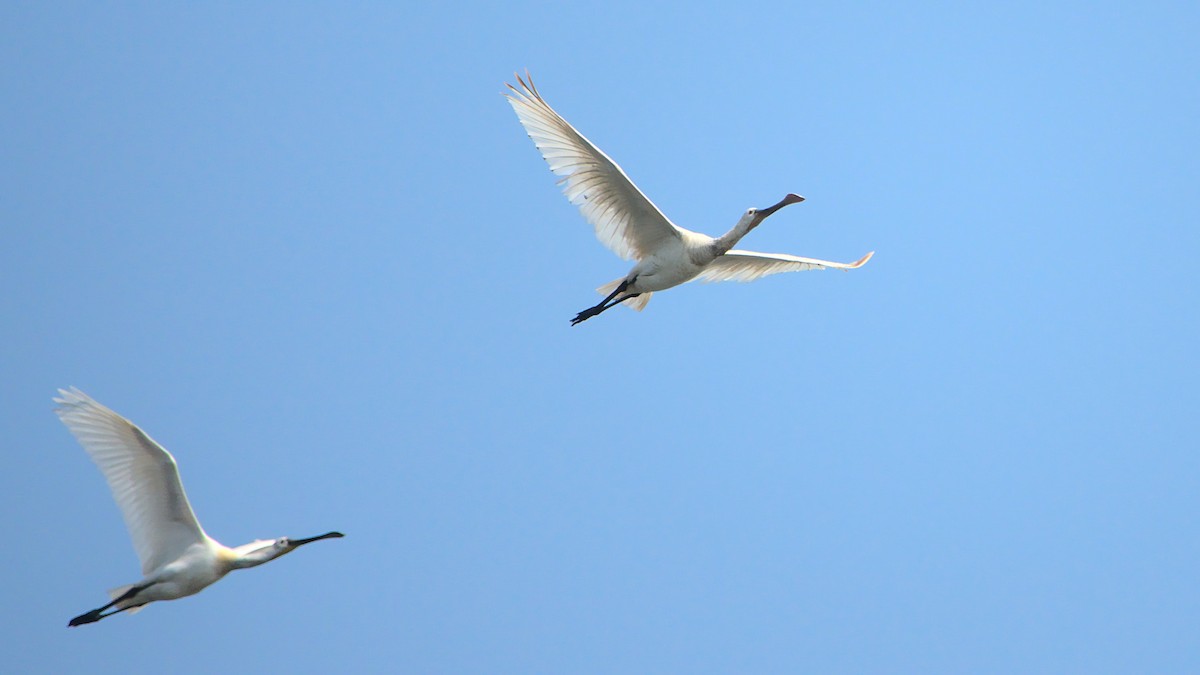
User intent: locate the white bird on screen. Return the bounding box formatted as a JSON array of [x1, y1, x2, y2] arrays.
[[54, 387, 343, 627], [505, 73, 874, 325]]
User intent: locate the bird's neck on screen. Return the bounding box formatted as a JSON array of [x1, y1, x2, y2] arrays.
[[225, 541, 279, 570], [712, 217, 758, 256], [214, 545, 249, 572], [229, 552, 274, 570]]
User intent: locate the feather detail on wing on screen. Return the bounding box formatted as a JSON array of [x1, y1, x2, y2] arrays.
[[505, 72, 684, 261], [55, 388, 208, 576], [695, 250, 874, 283]]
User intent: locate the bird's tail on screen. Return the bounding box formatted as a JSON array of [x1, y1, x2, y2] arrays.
[[106, 584, 147, 614], [596, 279, 652, 311], [107, 584, 135, 601]]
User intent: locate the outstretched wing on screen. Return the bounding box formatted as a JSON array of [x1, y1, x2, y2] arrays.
[[695, 250, 875, 283], [505, 72, 685, 261], [55, 388, 208, 576]]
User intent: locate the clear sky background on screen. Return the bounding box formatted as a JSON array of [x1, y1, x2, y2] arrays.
[[2, 2, 1198, 672]]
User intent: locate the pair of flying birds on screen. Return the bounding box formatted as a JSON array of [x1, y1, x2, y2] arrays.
[[61, 73, 872, 626]]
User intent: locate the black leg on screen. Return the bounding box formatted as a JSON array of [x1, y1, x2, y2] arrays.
[[69, 602, 149, 626], [572, 282, 638, 326], [571, 293, 642, 326], [68, 585, 147, 627]]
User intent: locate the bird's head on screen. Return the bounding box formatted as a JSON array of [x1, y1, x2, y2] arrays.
[[231, 531, 345, 569], [738, 193, 805, 232]]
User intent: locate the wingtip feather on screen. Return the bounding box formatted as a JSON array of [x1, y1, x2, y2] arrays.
[[849, 251, 875, 268], [53, 386, 90, 411]]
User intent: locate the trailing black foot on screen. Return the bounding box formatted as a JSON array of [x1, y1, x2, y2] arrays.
[[68, 610, 102, 627], [571, 307, 601, 326]]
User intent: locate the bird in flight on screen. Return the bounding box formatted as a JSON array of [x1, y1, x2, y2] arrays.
[[505, 73, 874, 325], [55, 387, 344, 626]]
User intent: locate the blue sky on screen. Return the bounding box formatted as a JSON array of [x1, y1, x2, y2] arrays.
[[2, 1, 1198, 672]]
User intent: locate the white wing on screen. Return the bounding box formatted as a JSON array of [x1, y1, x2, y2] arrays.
[[695, 250, 875, 283], [55, 388, 208, 576], [506, 73, 685, 261]]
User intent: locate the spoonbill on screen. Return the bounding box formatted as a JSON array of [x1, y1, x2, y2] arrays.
[[54, 387, 344, 627], [505, 73, 874, 325]]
